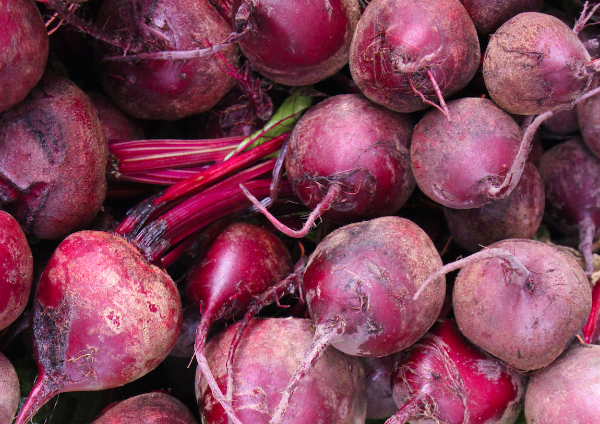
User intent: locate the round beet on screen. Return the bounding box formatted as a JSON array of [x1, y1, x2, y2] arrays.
[[285, 94, 415, 224], [95, 0, 237, 120], [197, 317, 367, 424], [0, 73, 108, 240], [411, 97, 522, 209], [453, 239, 592, 371], [388, 319, 526, 424], [483, 12, 593, 115], [0, 0, 49, 113], [0, 353, 19, 424], [349, 0, 480, 113], [444, 161, 545, 252], [525, 344, 600, 423], [14, 231, 183, 424], [87, 91, 145, 142], [232, 0, 360, 86], [0, 211, 33, 331], [92, 392, 198, 424]]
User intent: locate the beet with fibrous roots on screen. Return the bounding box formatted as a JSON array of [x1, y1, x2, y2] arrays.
[[95, 0, 237, 120], [387, 319, 526, 424], [197, 317, 367, 424], [245, 94, 415, 237], [0, 73, 108, 240], [459, 0, 543, 34], [0, 210, 33, 331], [411, 97, 522, 209], [13, 230, 183, 424], [444, 161, 545, 252], [0, 353, 19, 424], [91, 392, 198, 424], [450, 239, 592, 371], [231, 0, 361, 86], [483, 12, 595, 115], [0, 0, 49, 113], [525, 343, 600, 424], [349, 0, 480, 114]]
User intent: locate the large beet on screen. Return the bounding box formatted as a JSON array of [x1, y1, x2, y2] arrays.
[[14, 231, 183, 424], [349, 0, 480, 113], [0, 73, 108, 240], [197, 317, 367, 424], [0, 0, 49, 113], [95, 0, 237, 120]]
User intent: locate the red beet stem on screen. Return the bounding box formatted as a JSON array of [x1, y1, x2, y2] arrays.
[[384, 394, 425, 424], [583, 282, 600, 343], [13, 374, 62, 424], [120, 166, 213, 186], [413, 248, 532, 300], [241, 183, 342, 238]]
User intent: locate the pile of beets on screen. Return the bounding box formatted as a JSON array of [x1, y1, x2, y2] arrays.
[[2, 0, 600, 423]]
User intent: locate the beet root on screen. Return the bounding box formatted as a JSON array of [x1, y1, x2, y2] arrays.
[[349, 0, 480, 113], [453, 239, 592, 371], [483, 12, 594, 115], [388, 319, 526, 424], [459, 0, 543, 34], [0, 353, 19, 424], [577, 84, 600, 158], [0, 210, 33, 331], [525, 343, 600, 423], [0, 73, 108, 240], [232, 0, 361, 86], [92, 392, 198, 424], [0, 0, 49, 113], [196, 317, 367, 424], [14, 231, 183, 424]]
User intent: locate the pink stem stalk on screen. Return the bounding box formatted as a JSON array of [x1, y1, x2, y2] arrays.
[[583, 282, 600, 343], [13, 375, 62, 424], [384, 394, 426, 424], [579, 216, 596, 276]]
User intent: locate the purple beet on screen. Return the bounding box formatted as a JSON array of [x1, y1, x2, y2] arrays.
[[87, 91, 145, 142], [0, 0, 49, 113], [0, 73, 108, 240], [577, 83, 600, 158], [459, 0, 543, 34], [232, 0, 361, 86], [197, 317, 367, 424], [95, 0, 237, 120], [388, 319, 526, 424], [349, 0, 480, 114], [363, 356, 399, 420]]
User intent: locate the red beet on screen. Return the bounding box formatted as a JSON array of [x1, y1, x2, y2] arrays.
[[95, 0, 237, 120], [0, 353, 19, 424], [87, 91, 145, 142], [14, 231, 183, 424], [459, 0, 543, 34], [525, 343, 600, 423], [92, 392, 198, 424], [483, 12, 595, 115], [577, 84, 600, 158], [411, 97, 522, 209], [0, 0, 49, 113], [0, 73, 108, 239], [349, 0, 480, 114], [197, 317, 367, 424], [0, 211, 33, 331], [388, 319, 526, 424], [232, 0, 361, 86]]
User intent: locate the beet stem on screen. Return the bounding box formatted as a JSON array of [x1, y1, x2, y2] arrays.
[[384, 393, 425, 424], [579, 216, 596, 276], [413, 247, 531, 301], [268, 319, 345, 424], [13, 375, 62, 424], [240, 184, 342, 238], [583, 281, 600, 343]]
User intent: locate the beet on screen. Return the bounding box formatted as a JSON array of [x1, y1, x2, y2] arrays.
[[231, 0, 361, 86], [0, 353, 19, 424], [92, 392, 198, 424], [444, 161, 545, 252], [577, 84, 600, 158], [0, 0, 49, 113], [95, 0, 237, 120], [388, 319, 526, 424], [0, 73, 108, 240], [452, 239, 591, 371], [483, 12, 594, 115], [363, 356, 398, 420], [87, 91, 145, 142], [0, 210, 33, 331], [197, 317, 367, 424], [14, 231, 183, 424], [525, 343, 600, 423], [459, 0, 543, 34], [349, 0, 480, 113], [411, 97, 522, 209]]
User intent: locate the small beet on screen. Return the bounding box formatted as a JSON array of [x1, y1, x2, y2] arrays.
[[0, 353, 19, 424], [0, 73, 108, 240], [92, 392, 198, 424], [0, 0, 49, 113]]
